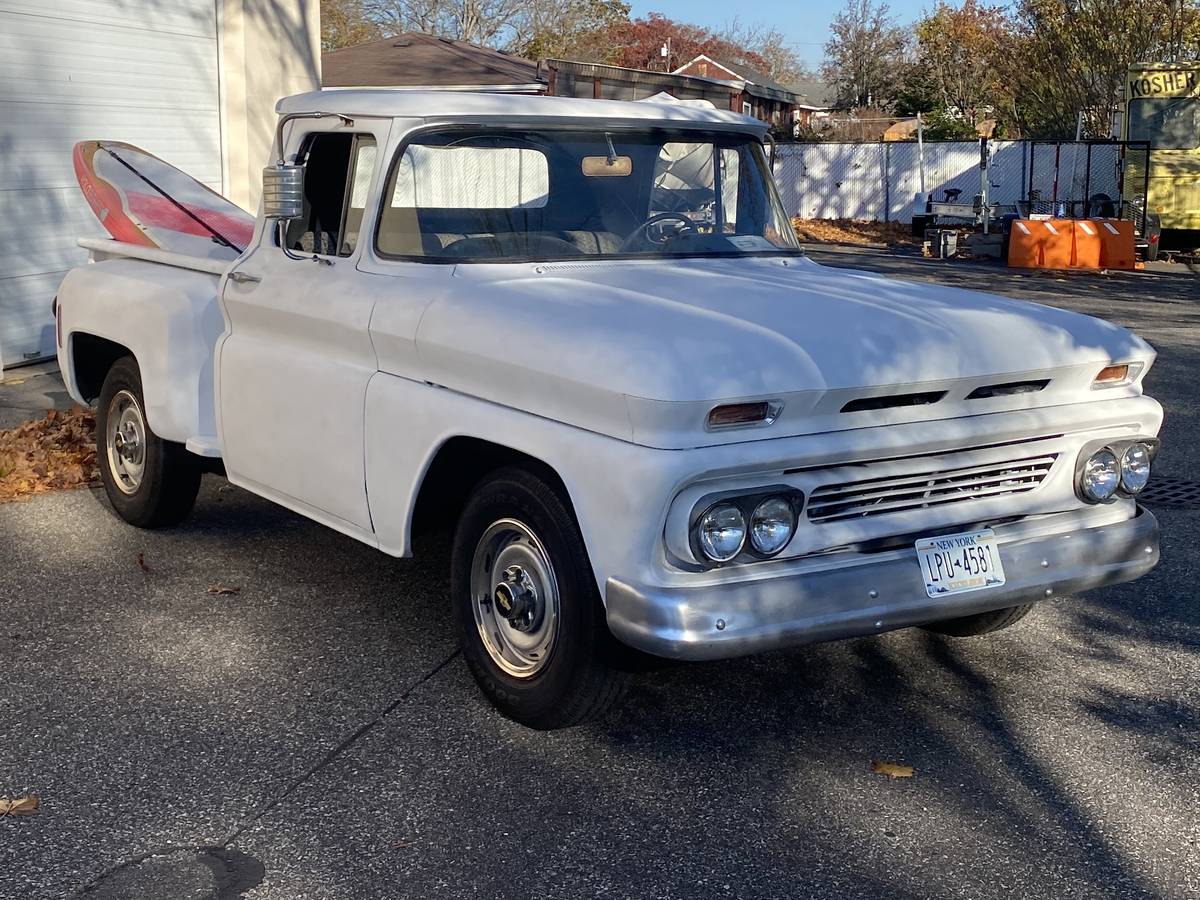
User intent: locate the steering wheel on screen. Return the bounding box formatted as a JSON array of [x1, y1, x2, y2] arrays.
[[619, 212, 698, 251]]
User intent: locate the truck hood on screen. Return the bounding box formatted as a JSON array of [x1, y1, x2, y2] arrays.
[[407, 255, 1154, 448]]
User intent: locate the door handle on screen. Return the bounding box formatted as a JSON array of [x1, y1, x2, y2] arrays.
[[228, 270, 262, 285]]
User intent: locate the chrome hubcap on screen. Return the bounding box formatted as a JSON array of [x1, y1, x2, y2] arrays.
[[105, 390, 147, 495], [470, 519, 560, 678]]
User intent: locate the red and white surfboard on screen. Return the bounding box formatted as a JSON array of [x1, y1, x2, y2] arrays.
[[73, 141, 255, 260]]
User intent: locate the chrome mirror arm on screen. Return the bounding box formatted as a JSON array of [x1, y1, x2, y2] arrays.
[[276, 220, 333, 266]]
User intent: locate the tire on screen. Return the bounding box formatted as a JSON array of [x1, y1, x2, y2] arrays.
[[96, 356, 202, 528], [922, 603, 1035, 637], [451, 466, 627, 729], [1144, 211, 1162, 262]]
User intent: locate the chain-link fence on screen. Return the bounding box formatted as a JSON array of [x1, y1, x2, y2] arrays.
[[773, 140, 1140, 224]]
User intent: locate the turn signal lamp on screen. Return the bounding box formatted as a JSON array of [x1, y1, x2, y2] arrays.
[[1091, 363, 1142, 389], [706, 401, 782, 430]]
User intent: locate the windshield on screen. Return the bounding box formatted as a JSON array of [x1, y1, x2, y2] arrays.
[[1128, 97, 1200, 149], [375, 128, 800, 262]]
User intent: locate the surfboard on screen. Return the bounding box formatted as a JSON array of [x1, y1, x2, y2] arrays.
[[73, 141, 256, 260]]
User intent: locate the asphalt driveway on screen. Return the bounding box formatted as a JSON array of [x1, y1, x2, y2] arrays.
[[2, 252, 1198, 899]]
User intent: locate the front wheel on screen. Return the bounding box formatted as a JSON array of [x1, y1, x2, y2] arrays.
[[922, 603, 1034, 637], [96, 357, 202, 528], [451, 467, 627, 729]]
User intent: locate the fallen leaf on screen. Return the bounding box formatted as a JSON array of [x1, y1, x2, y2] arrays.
[[136, 553, 152, 574], [391, 839, 413, 850], [792, 217, 917, 249], [871, 760, 915, 779], [0, 794, 39, 817], [206, 584, 241, 596], [0, 407, 99, 503]]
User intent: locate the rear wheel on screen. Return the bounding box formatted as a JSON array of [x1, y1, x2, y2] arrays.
[[451, 467, 627, 729], [922, 603, 1034, 637], [97, 357, 201, 528]]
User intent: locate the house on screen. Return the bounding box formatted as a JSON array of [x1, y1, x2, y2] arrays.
[[543, 57, 802, 129], [671, 55, 806, 128], [323, 33, 547, 93], [545, 59, 736, 107], [545, 54, 823, 135], [0, 0, 321, 371]]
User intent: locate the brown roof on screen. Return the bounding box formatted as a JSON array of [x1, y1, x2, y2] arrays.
[[323, 33, 544, 90]]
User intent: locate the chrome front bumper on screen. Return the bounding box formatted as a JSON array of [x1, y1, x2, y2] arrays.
[[606, 507, 1160, 661]]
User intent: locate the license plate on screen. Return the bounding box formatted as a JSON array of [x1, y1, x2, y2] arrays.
[[916, 528, 1006, 598]]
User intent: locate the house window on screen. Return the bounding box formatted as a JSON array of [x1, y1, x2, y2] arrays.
[[742, 101, 752, 116]]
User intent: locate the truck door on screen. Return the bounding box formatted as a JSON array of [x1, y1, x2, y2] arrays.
[[216, 120, 390, 536]]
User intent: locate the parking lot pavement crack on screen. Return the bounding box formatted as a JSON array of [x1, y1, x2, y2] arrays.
[[218, 647, 461, 848]]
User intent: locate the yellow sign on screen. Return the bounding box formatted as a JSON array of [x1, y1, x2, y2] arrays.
[[1128, 68, 1199, 99]]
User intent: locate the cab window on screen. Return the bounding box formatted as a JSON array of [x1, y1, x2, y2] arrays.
[[284, 132, 377, 257]]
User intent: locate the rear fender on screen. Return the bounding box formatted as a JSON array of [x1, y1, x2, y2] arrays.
[[56, 259, 224, 445]]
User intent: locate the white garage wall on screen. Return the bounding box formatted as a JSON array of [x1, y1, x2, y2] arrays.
[[0, 0, 223, 368]]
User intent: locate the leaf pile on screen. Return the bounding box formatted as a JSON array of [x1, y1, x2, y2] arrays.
[[793, 218, 917, 248], [0, 407, 99, 504]]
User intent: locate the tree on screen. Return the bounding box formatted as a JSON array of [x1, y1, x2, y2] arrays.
[[921, 107, 981, 139], [1002, 0, 1200, 138], [717, 20, 811, 86], [321, 0, 382, 50], [519, 0, 631, 63], [912, 0, 1014, 130], [604, 13, 773, 73], [822, 0, 910, 108], [364, 0, 529, 47]]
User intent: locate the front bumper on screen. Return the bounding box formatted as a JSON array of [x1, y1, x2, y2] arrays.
[[606, 507, 1159, 661]]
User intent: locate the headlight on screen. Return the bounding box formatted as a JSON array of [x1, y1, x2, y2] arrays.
[[1120, 442, 1151, 494], [697, 504, 746, 562], [1080, 447, 1121, 502], [749, 496, 796, 556]]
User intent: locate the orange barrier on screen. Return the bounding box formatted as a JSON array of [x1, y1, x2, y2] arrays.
[[1042, 220, 1073, 268], [1095, 219, 1137, 270], [1073, 220, 1102, 268], [1007, 220, 1044, 268], [1007, 219, 1073, 269], [1008, 218, 1138, 270]]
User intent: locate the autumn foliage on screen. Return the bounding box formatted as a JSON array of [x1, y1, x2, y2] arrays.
[[0, 407, 99, 503], [604, 13, 773, 72]]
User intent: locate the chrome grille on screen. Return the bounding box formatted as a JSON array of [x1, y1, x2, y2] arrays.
[[806, 454, 1058, 523]]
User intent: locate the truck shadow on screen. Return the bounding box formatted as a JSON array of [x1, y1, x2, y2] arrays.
[[49, 475, 1198, 898]]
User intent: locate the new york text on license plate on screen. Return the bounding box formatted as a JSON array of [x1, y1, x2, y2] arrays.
[[916, 528, 1006, 599]]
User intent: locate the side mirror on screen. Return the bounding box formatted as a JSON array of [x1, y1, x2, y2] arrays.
[[262, 164, 304, 220]]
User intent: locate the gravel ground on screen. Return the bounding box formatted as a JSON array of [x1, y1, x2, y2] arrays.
[[1, 251, 1197, 899]]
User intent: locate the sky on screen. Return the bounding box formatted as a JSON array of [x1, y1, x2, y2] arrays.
[[627, 0, 931, 69]]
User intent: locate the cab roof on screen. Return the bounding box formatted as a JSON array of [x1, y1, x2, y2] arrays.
[[276, 89, 767, 134]]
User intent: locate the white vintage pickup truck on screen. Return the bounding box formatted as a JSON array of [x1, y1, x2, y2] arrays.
[[55, 90, 1162, 728]]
